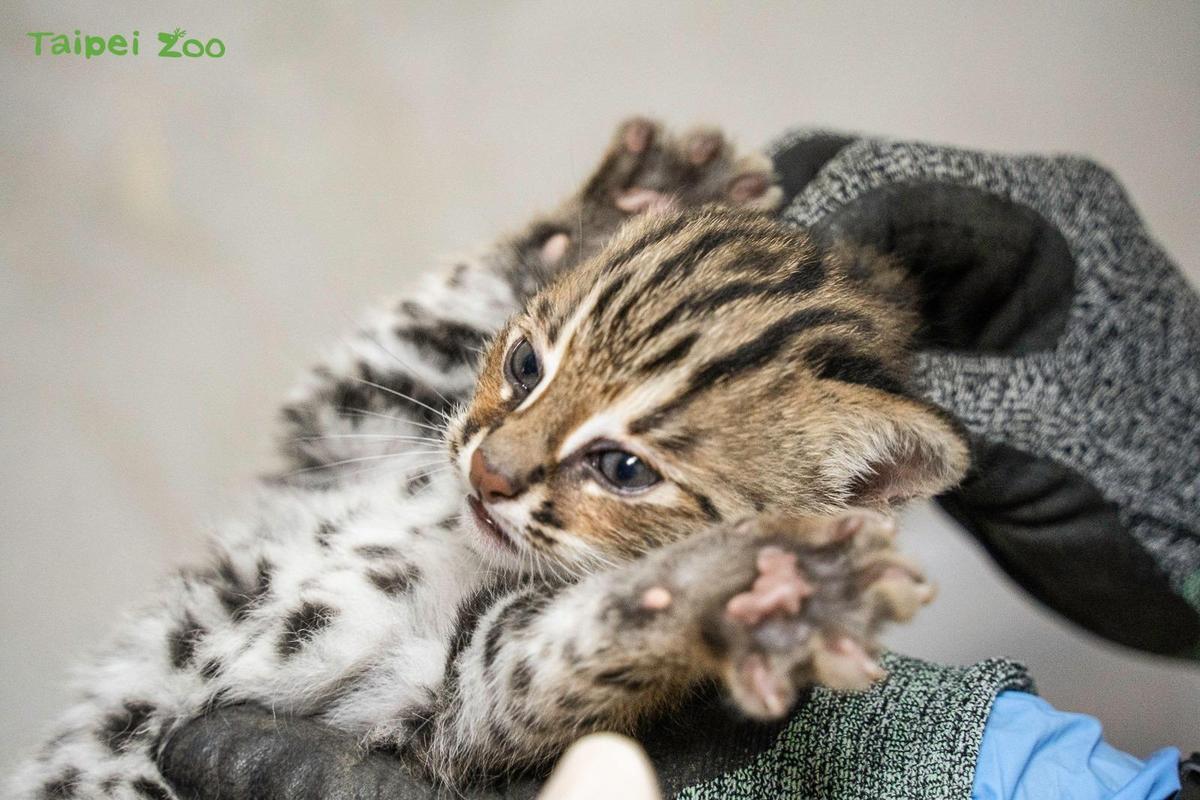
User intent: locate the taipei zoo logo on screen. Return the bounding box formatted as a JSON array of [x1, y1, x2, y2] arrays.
[[26, 28, 225, 59]]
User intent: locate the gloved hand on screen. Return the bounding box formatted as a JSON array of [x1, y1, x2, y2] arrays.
[[772, 131, 1200, 656]]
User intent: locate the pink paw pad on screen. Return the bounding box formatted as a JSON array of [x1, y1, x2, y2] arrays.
[[640, 586, 672, 611], [540, 232, 571, 264], [725, 547, 814, 626], [728, 173, 770, 204], [686, 132, 723, 166], [615, 188, 678, 215]]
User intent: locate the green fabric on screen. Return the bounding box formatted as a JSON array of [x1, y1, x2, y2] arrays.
[[676, 654, 1034, 800]]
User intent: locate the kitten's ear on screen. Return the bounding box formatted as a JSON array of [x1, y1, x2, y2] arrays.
[[814, 385, 970, 507]]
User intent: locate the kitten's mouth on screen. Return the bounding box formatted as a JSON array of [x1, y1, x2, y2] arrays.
[[467, 495, 515, 550]]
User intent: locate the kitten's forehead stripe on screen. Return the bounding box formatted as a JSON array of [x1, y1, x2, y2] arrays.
[[681, 305, 870, 397], [600, 213, 694, 276], [591, 272, 632, 321], [637, 333, 700, 375], [575, 214, 829, 372], [632, 224, 764, 298], [545, 315, 563, 346], [652, 429, 699, 454], [533, 296, 552, 323], [628, 306, 870, 434], [685, 306, 873, 393], [554, 373, 684, 460], [635, 260, 826, 349], [805, 338, 906, 395]]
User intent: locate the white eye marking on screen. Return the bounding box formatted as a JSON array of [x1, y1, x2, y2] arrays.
[[556, 372, 683, 461], [582, 477, 681, 506], [514, 280, 604, 414], [457, 424, 487, 483]]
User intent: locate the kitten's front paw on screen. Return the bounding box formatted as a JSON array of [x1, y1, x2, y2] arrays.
[[707, 510, 933, 720], [585, 117, 783, 215]]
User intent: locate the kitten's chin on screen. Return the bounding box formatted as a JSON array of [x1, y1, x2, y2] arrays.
[[461, 496, 526, 572], [467, 495, 516, 550]]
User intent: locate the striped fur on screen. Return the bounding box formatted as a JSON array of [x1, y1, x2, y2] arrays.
[[452, 208, 968, 572]]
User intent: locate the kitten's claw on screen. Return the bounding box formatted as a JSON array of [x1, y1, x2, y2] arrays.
[[735, 652, 793, 718], [811, 634, 887, 691]]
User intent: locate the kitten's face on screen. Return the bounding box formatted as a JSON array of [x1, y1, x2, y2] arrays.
[[447, 209, 968, 575]]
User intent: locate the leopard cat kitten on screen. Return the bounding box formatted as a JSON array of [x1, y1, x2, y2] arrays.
[[10, 119, 968, 798]]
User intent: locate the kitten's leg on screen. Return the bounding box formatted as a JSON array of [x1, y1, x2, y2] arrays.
[[277, 118, 780, 479], [413, 509, 929, 785]]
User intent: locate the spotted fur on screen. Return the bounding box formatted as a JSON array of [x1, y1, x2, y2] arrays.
[[10, 119, 965, 796]]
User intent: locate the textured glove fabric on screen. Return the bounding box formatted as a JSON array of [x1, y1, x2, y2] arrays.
[[677, 654, 1032, 800], [771, 130, 1200, 656]]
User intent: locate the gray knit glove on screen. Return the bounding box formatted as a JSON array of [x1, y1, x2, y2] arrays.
[[772, 131, 1200, 657]]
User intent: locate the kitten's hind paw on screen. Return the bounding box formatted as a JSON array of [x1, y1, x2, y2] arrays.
[[584, 117, 782, 216], [709, 510, 932, 719]]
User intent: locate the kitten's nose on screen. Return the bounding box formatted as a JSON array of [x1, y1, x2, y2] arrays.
[[470, 449, 520, 502]]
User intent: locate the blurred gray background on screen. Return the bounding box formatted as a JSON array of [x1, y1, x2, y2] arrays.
[[2, 0, 1198, 775]]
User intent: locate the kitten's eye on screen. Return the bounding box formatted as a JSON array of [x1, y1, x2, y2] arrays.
[[589, 450, 661, 493], [505, 338, 542, 396]]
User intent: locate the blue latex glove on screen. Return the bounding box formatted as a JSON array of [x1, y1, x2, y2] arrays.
[[973, 691, 1180, 799]]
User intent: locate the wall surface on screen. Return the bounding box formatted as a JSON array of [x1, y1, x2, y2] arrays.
[[2, 0, 1198, 775]]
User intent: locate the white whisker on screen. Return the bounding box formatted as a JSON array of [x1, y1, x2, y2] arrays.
[[330, 459, 452, 484], [338, 317, 458, 409], [293, 433, 444, 444], [284, 452, 408, 477], [336, 407, 449, 435], [284, 450, 449, 478], [349, 377, 454, 422]]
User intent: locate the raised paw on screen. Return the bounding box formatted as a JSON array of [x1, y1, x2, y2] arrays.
[[708, 509, 933, 720], [583, 117, 783, 216]]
